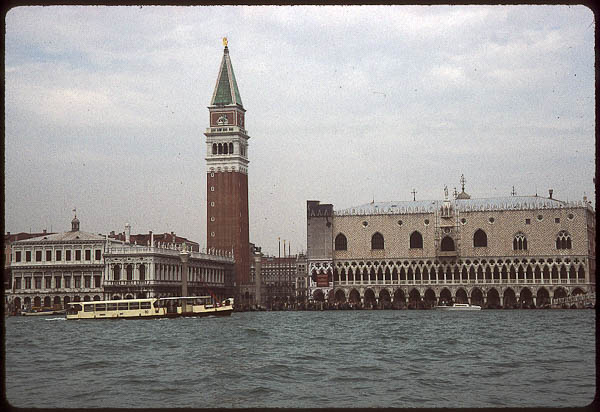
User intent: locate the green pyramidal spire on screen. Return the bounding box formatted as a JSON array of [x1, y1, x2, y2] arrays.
[[210, 41, 243, 107]]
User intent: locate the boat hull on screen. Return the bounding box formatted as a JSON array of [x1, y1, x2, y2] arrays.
[[65, 297, 234, 320], [22, 310, 66, 316], [435, 305, 481, 311]]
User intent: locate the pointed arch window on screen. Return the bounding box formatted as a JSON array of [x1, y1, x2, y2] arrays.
[[371, 232, 384, 250], [441, 236, 455, 251], [513, 233, 527, 250], [473, 229, 487, 247], [229, 142, 234, 154], [334, 233, 347, 251], [410, 231, 423, 249], [223, 143, 228, 154], [556, 231, 572, 249], [212, 144, 217, 155]]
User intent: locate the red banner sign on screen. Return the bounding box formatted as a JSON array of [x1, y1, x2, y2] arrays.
[[316, 273, 329, 287]]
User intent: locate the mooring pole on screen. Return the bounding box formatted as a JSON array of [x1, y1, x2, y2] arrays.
[[180, 243, 190, 313]]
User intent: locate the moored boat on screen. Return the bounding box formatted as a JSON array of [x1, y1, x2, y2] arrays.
[[65, 296, 234, 320], [434, 303, 482, 311], [22, 309, 66, 316]]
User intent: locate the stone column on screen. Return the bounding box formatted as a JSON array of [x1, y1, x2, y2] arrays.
[[180, 249, 190, 313]]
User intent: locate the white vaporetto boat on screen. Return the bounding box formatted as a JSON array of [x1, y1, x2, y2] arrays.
[[66, 296, 234, 320], [434, 303, 482, 311]]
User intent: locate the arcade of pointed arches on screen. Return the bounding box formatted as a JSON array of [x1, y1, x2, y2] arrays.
[[309, 256, 590, 307], [323, 284, 586, 309]]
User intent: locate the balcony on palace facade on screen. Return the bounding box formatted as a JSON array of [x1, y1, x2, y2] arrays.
[[334, 278, 587, 286], [437, 250, 458, 257], [439, 219, 455, 228], [105, 246, 234, 263], [11, 287, 103, 294], [103, 279, 224, 288]]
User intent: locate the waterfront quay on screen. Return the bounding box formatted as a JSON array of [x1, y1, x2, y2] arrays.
[[234, 290, 596, 311]]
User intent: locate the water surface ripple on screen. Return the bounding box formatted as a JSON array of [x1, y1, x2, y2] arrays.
[[5, 310, 595, 408]]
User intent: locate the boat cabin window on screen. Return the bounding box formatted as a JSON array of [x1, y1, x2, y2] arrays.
[[141, 301, 151, 309], [95, 304, 106, 312], [118, 302, 128, 311], [129, 302, 140, 310], [67, 304, 82, 314], [84, 304, 94, 312], [107, 303, 117, 311]]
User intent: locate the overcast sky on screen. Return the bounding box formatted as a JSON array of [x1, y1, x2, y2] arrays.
[[4, 5, 595, 256]]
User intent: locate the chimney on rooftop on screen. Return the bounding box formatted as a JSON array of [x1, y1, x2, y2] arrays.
[[110, 231, 115, 236], [43, 229, 47, 234], [125, 223, 131, 244], [549, 189, 553, 199]]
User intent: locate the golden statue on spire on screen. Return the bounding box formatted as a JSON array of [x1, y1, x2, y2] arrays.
[[222, 37, 228, 47]]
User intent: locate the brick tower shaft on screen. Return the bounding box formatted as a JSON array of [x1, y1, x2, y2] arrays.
[[205, 39, 251, 291]]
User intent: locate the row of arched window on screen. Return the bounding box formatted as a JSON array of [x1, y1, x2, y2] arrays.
[[334, 230, 573, 251], [212, 142, 234, 155], [322, 263, 586, 282]]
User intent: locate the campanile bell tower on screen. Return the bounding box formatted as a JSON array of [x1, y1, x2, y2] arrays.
[[205, 38, 250, 291]]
